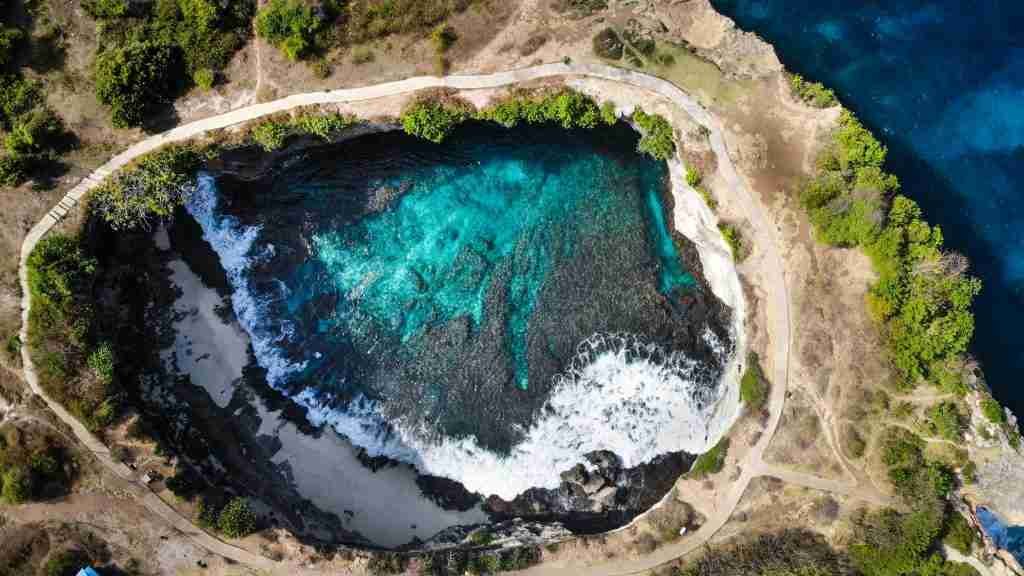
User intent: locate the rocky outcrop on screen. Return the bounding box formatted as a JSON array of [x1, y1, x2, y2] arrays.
[[481, 450, 694, 534]]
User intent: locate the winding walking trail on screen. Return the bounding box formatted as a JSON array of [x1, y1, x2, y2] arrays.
[[18, 62, 814, 575]]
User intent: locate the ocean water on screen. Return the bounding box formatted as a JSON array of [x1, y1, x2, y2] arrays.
[[712, 0, 1024, 422], [186, 122, 734, 499]]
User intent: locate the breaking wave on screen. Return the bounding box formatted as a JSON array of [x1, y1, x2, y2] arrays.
[[186, 172, 739, 500]]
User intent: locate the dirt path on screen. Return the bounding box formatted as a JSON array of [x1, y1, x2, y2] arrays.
[[18, 63, 803, 575]]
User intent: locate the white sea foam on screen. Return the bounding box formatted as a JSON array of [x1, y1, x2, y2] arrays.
[[186, 172, 744, 500]]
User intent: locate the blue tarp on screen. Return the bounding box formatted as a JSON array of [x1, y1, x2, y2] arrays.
[[76, 568, 101, 576]]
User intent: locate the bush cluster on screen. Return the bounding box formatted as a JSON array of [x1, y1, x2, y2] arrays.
[[400, 98, 472, 143], [925, 401, 965, 441], [196, 495, 258, 538], [801, 111, 981, 388], [675, 529, 852, 576], [90, 144, 204, 230], [592, 28, 623, 60], [346, 0, 476, 44], [632, 109, 675, 160], [255, 0, 336, 61], [0, 426, 70, 505], [85, 0, 256, 126], [789, 73, 838, 108], [26, 234, 117, 431], [477, 89, 609, 130], [846, 427, 980, 576], [251, 110, 359, 151], [0, 3, 71, 186]]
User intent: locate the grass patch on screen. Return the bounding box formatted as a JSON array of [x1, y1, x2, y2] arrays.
[[739, 352, 768, 410], [718, 222, 746, 260], [689, 437, 729, 478]]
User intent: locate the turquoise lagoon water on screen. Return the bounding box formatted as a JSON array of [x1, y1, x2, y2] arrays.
[[187, 122, 731, 498]]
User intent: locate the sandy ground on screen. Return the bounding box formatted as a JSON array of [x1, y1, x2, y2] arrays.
[[159, 234, 488, 547]]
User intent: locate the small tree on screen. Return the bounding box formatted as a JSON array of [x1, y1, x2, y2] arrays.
[[217, 497, 257, 538], [5, 107, 64, 154], [94, 40, 181, 127], [1, 466, 33, 504]]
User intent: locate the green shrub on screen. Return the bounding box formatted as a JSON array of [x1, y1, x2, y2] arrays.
[[926, 401, 964, 441], [43, 549, 91, 576], [478, 89, 603, 130], [632, 109, 675, 160], [0, 466, 32, 504], [90, 144, 203, 230], [217, 497, 257, 538], [718, 222, 746, 260], [0, 152, 27, 186], [789, 73, 838, 108], [193, 68, 215, 90], [400, 98, 472, 143], [292, 112, 356, 140], [942, 513, 978, 555], [592, 27, 623, 60], [87, 342, 115, 384], [351, 47, 375, 65], [0, 27, 22, 68], [195, 496, 219, 529], [251, 120, 290, 151], [981, 397, 1005, 424], [94, 40, 182, 127], [430, 24, 457, 53], [83, 0, 129, 19], [690, 437, 729, 478], [600, 101, 617, 125], [255, 0, 320, 61], [5, 107, 64, 154], [685, 166, 702, 187], [740, 352, 767, 410], [0, 75, 41, 126]]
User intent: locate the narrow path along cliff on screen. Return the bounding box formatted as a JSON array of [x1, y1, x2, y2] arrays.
[[17, 62, 881, 575]]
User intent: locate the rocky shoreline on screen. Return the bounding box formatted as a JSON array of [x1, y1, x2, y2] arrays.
[[147, 118, 745, 549]]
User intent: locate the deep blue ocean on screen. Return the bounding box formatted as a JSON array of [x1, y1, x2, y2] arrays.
[[712, 0, 1024, 417]]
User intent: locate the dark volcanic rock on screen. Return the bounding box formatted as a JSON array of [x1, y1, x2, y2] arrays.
[[482, 450, 695, 534]]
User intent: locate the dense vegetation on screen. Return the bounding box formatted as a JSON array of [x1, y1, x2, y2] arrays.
[[0, 4, 71, 186], [400, 96, 474, 143], [250, 110, 358, 151], [476, 89, 608, 130], [254, 0, 338, 61], [845, 427, 979, 576], [253, 0, 481, 63], [90, 144, 204, 230], [85, 0, 256, 126], [26, 234, 117, 430], [789, 73, 838, 108], [675, 529, 854, 576], [800, 111, 981, 389], [632, 109, 676, 160], [0, 425, 71, 504]]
